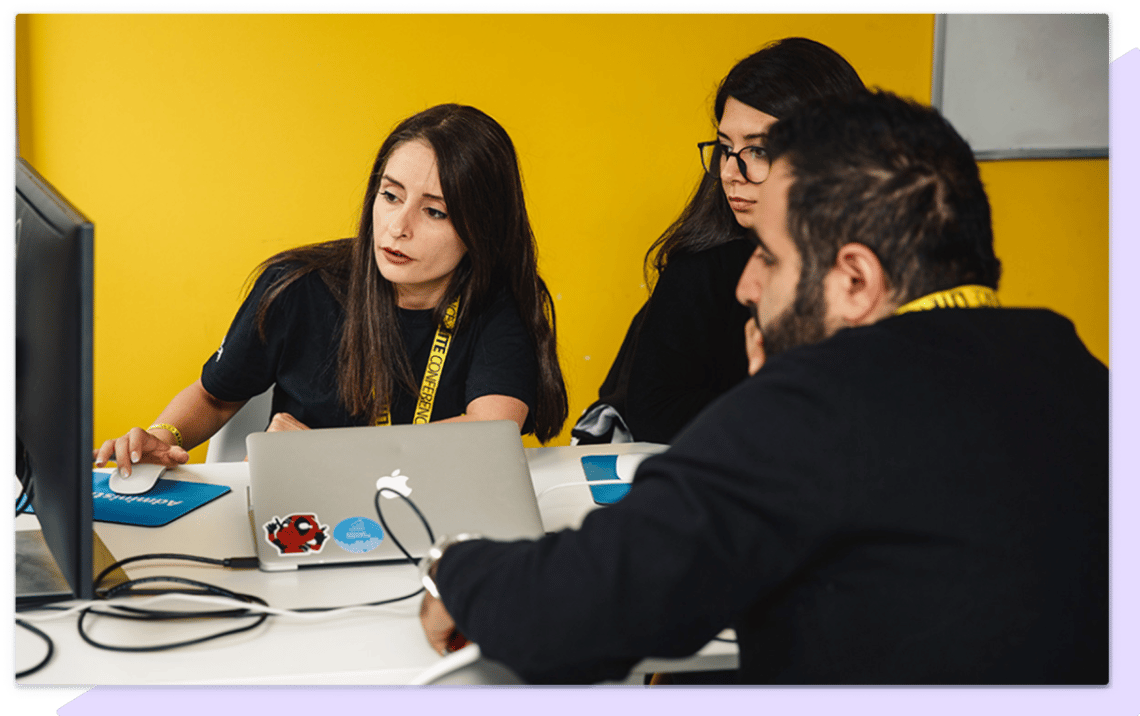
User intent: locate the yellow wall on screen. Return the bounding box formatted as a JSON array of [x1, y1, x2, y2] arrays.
[[14, 14, 1108, 460], [980, 159, 1109, 361]]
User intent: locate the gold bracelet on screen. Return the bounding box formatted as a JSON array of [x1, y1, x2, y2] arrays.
[[147, 423, 183, 448]]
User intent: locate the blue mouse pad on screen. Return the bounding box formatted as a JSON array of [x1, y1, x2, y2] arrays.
[[88, 472, 231, 527], [22, 473, 231, 526], [580, 455, 632, 505]]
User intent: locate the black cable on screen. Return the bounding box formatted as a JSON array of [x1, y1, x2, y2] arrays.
[[15, 602, 71, 614], [291, 585, 426, 612], [93, 552, 244, 593], [100, 576, 264, 617], [77, 610, 268, 653], [29, 489, 439, 657], [94, 550, 423, 613], [15, 618, 54, 678], [77, 576, 270, 653], [96, 576, 261, 606], [373, 488, 435, 566]]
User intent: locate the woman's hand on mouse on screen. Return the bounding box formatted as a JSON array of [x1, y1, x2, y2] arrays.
[[92, 426, 189, 475], [266, 412, 311, 432]]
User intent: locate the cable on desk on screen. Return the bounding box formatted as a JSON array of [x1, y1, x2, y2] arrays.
[[19, 590, 427, 625], [93, 552, 258, 594], [372, 488, 435, 566], [15, 618, 54, 678], [76, 575, 270, 653], [20, 549, 420, 620], [290, 585, 427, 613], [24, 491, 439, 658]]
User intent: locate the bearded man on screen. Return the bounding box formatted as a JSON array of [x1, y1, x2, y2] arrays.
[[417, 90, 1108, 685]]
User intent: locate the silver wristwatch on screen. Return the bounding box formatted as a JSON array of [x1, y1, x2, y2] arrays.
[[419, 532, 481, 598]]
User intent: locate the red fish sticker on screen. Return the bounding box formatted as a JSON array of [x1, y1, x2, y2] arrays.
[[264, 513, 329, 556]]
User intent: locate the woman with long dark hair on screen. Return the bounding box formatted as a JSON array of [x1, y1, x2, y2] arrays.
[[573, 38, 864, 445], [97, 104, 568, 472]]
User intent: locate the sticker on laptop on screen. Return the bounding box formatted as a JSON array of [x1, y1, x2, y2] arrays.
[[264, 513, 329, 556], [333, 517, 385, 554]]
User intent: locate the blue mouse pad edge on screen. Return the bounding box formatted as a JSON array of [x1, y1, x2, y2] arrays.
[[89, 472, 231, 527], [580, 454, 632, 505]]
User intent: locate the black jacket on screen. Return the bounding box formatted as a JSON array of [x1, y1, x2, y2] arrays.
[[440, 308, 1108, 684]]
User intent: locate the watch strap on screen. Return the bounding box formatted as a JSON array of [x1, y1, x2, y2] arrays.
[[419, 532, 481, 598]]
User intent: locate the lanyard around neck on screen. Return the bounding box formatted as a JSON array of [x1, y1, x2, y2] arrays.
[[894, 285, 1000, 316], [375, 295, 461, 426]]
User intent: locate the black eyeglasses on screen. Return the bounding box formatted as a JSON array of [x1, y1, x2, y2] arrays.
[[697, 141, 771, 184]]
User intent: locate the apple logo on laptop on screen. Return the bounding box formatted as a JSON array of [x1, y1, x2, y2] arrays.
[[376, 469, 413, 500]]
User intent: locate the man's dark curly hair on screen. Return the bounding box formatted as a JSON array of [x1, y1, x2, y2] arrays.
[[766, 89, 1002, 306]]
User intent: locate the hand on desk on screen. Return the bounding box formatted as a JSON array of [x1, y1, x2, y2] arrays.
[[93, 427, 189, 476], [266, 412, 311, 432], [420, 592, 469, 655]]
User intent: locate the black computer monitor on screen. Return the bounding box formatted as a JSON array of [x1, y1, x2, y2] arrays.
[[15, 157, 98, 603]]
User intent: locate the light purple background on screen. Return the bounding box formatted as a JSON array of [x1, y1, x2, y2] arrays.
[[10, 13, 1139, 716]]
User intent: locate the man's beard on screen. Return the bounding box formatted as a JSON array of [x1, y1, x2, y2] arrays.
[[753, 276, 830, 358]]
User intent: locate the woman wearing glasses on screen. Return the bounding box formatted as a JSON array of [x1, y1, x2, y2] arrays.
[[573, 37, 864, 445], [96, 104, 569, 473]]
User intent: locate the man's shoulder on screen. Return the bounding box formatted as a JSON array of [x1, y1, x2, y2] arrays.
[[723, 307, 1096, 406], [873, 306, 1097, 366], [792, 306, 1082, 356], [671, 306, 1102, 464]]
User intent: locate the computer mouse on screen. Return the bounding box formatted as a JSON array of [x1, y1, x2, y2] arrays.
[[614, 452, 653, 482], [108, 463, 167, 495]]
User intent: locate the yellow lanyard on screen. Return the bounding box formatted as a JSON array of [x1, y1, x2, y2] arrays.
[[375, 296, 461, 426], [894, 285, 1000, 315]]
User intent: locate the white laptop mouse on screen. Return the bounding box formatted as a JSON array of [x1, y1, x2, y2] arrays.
[[108, 463, 167, 495]]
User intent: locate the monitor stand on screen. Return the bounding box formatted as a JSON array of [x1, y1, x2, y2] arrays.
[[16, 530, 125, 607]]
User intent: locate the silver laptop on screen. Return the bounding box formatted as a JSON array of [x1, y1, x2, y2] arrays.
[[245, 420, 544, 571]]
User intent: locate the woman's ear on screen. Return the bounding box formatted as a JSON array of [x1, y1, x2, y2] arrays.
[[823, 243, 894, 327]]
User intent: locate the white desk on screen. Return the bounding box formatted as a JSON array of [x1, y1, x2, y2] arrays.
[[15, 445, 737, 685]]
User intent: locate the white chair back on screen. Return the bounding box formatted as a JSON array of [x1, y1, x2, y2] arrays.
[[204, 387, 274, 463]]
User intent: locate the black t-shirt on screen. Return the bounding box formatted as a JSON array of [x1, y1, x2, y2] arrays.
[[201, 266, 538, 432], [589, 239, 752, 443]]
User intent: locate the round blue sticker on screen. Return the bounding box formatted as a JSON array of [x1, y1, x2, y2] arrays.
[[332, 517, 385, 554]]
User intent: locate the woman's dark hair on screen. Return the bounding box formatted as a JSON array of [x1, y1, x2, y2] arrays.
[[252, 104, 569, 443], [646, 37, 865, 276]]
